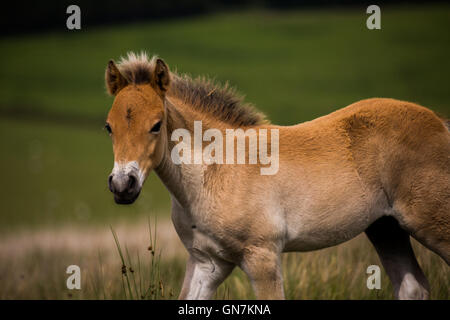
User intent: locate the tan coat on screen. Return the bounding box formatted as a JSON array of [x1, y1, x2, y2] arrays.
[[105, 53, 449, 300]]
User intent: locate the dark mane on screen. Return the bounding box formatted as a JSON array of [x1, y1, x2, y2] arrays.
[[169, 74, 267, 127], [117, 52, 267, 127]]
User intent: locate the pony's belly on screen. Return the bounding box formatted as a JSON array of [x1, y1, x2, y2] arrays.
[[281, 199, 378, 252], [276, 167, 389, 252], [283, 223, 365, 252]]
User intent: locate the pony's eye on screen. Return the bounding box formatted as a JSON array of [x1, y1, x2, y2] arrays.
[[150, 121, 162, 134], [105, 123, 112, 135]]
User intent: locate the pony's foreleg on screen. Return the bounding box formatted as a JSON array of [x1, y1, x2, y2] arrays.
[[241, 246, 285, 299], [178, 254, 234, 300]]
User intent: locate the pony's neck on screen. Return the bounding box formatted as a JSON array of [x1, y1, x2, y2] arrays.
[[153, 97, 206, 210]]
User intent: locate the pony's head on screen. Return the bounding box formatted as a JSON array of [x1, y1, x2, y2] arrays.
[[104, 53, 170, 204]]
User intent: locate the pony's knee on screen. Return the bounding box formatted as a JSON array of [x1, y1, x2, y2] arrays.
[[397, 273, 429, 300], [241, 247, 281, 279]]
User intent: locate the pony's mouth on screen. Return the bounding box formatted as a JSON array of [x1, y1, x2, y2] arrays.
[[113, 190, 141, 205], [108, 167, 143, 205]]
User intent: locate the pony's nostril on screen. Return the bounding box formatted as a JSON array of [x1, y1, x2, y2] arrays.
[[108, 175, 114, 192], [128, 175, 137, 192]]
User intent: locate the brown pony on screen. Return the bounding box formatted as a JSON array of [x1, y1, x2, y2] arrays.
[[104, 52, 449, 300]]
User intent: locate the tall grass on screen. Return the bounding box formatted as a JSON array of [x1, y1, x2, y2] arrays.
[[0, 217, 447, 299], [110, 218, 175, 299]]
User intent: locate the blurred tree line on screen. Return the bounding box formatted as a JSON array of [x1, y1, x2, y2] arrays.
[[0, 0, 439, 35]]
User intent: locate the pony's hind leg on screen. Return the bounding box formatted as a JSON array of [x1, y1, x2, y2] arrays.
[[392, 166, 450, 265], [391, 131, 450, 265], [365, 216, 430, 300]]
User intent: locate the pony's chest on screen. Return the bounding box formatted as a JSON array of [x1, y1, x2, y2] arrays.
[[172, 202, 242, 263]]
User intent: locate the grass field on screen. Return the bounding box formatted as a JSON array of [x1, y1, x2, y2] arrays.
[[0, 4, 448, 299], [1, 219, 448, 299]]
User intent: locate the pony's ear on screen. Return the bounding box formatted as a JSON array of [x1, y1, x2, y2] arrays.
[[105, 60, 128, 96], [151, 58, 171, 96]]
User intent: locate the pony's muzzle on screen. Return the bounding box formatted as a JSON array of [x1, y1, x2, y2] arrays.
[[108, 172, 141, 204]]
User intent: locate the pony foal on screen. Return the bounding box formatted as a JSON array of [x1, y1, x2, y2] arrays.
[[104, 52, 449, 300]]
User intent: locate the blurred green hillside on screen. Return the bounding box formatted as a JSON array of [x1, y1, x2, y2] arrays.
[[0, 4, 449, 230]]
